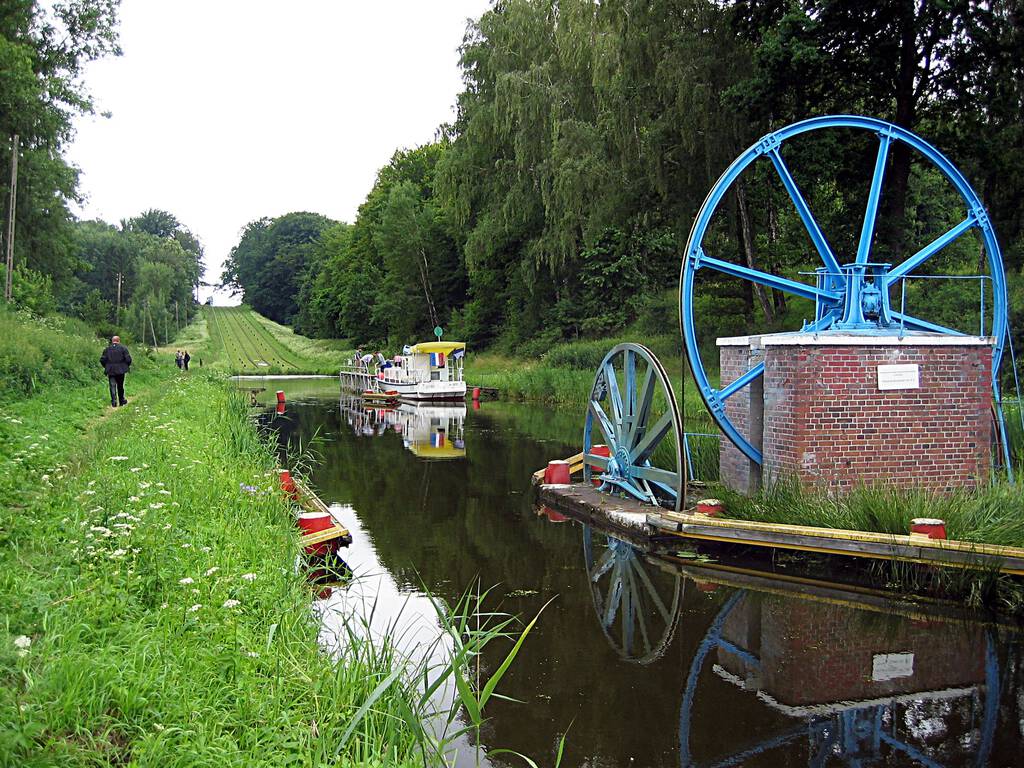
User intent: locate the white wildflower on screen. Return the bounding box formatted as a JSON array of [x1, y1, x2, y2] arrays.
[[139, 482, 151, 489], [159, 603, 168, 610], [158, 489, 171, 496], [179, 577, 194, 585], [149, 503, 164, 510], [204, 567, 219, 577], [240, 573, 257, 582], [181, 542, 191, 549], [14, 635, 31, 656], [110, 549, 126, 558], [82, 489, 96, 496], [222, 599, 240, 609], [188, 604, 201, 612], [130, 467, 142, 473], [109, 456, 129, 461]]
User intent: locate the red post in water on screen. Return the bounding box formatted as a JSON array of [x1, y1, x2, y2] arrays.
[[544, 460, 571, 485], [472, 387, 481, 400], [276, 402, 286, 415], [589, 444, 610, 486], [910, 518, 947, 540], [472, 399, 481, 411], [276, 390, 286, 404]]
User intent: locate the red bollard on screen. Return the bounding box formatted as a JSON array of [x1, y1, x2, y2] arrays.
[[589, 444, 610, 486], [276, 402, 286, 415], [696, 499, 725, 517], [543, 460, 571, 485], [276, 390, 285, 404], [910, 518, 947, 540], [297, 510, 335, 555], [279, 470, 297, 498], [472, 387, 481, 400]]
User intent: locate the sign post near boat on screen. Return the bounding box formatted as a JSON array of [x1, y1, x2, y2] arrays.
[[434, 326, 443, 340]]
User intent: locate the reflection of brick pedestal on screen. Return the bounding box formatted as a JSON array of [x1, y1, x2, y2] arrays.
[[719, 332, 993, 494], [718, 594, 985, 707]]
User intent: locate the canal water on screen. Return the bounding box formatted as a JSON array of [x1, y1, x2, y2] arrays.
[[255, 379, 1023, 767]]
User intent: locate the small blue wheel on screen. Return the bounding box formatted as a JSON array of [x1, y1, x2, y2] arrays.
[[680, 115, 1009, 466], [583, 343, 686, 511]]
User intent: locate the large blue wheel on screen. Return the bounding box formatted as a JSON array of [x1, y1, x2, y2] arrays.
[[583, 343, 686, 511], [680, 115, 1009, 466]]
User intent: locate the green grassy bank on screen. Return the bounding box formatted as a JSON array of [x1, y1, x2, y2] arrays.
[[0, 307, 465, 766]]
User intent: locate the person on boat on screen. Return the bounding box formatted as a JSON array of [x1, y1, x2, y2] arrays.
[[360, 352, 374, 370], [376, 351, 390, 370], [100, 336, 132, 408]]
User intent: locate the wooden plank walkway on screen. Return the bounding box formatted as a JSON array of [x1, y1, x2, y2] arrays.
[[536, 481, 1024, 575]]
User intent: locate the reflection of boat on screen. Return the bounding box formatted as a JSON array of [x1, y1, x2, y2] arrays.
[[340, 342, 467, 401], [339, 397, 466, 460], [580, 528, 1014, 767]]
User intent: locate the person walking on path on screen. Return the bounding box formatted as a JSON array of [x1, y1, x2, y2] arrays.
[[175, 350, 183, 369], [183, 350, 191, 371], [100, 336, 132, 408]]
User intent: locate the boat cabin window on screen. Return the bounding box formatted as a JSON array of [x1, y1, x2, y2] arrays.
[[431, 371, 440, 381]]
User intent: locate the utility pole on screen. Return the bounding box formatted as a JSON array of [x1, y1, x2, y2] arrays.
[[175, 299, 179, 335], [4, 134, 19, 303], [116, 271, 122, 323], [147, 302, 158, 348]]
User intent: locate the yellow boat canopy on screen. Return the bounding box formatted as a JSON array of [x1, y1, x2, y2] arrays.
[[408, 341, 466, 355]]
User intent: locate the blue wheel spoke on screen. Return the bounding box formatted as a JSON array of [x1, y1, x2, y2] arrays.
[[626, 366, 656, 448], [691, 248, 839, 303], [632, 465, 679, 488], [887, 215, 977, 282], [890, 311, 966, 336], [624, 349, 636, 428], [590, 546, 615, 582], [630, 410, 674, 463], [856, 132, 892, 264], [718, 362, 765, 402], [604, 362, 624, 430], [590, 399, 618, 447], [767, 148, 842, 276], [584, 452, 610, 470]]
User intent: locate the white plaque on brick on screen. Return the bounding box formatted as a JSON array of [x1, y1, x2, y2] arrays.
[[877, 364, 920, 390], [872, 652, 914, 681]]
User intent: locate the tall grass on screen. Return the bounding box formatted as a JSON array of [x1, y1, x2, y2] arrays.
[[718, 478, 1024, 549], [0, 305, 129, 401]]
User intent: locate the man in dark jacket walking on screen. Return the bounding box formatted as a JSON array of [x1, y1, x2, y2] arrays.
[[100, 336, 132, 407]]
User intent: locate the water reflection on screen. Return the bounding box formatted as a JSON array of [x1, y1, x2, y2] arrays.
[[581, 528, 1017, 768], [266, 389, 1023, 767], [340, 397, 467, 459]]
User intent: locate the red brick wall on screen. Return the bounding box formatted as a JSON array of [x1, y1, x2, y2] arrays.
[[719, 343, 758, 493], [763, 343, 991, 492]]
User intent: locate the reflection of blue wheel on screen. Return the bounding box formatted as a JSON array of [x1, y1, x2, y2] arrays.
[[680, 115, 1009, 467], [582, 525, 682, 664], [677, 591, 1002, 767]]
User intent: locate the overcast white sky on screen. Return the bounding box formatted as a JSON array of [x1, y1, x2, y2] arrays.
[[67, 0, 490, 304]]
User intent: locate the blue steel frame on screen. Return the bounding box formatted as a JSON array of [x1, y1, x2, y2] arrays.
[[677, 591, 1001, 768], [679, 115, 1009, 468]]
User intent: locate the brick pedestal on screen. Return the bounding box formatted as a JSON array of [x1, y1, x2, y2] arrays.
[[719, 332, 993, 494]]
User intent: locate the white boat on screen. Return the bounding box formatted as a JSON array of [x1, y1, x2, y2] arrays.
[[340, 341, 467, 402]]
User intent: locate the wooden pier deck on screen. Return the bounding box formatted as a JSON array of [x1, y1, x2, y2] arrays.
[[536, 480, 1024, 576]]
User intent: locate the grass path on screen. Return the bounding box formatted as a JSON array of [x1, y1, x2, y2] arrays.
[[201, 307, 351, 375], [0, 369, 425, 766]]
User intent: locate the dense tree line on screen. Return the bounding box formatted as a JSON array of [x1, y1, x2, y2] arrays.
[[1, 2, 201, 341], [225, 0, 1024, 353]]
